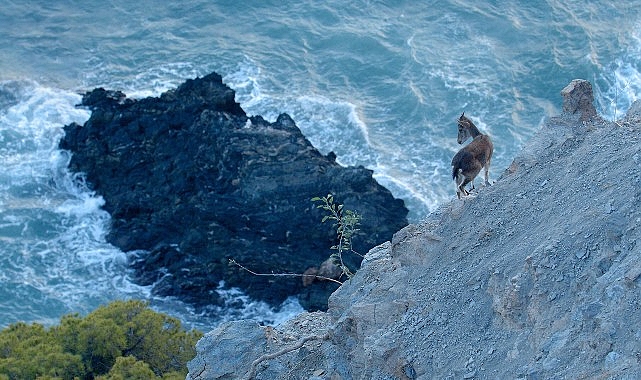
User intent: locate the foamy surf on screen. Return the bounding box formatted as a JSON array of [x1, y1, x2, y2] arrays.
[[0, 80, 307, 330], [208, 281, 304, 327], [596, 59, 641, 121], [223, 59, 441, 218], [0, 80, 143, 325]]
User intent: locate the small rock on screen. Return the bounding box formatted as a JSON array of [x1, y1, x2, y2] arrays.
[[575, 249, 589, 260], [465, 357, 475, 367], [463, 370, 477, 379], [604, 351, 621, 370]]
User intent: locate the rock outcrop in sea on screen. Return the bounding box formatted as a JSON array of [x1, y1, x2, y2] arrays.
[[59, 72, 408, 311], [187, 80, 641, 379]]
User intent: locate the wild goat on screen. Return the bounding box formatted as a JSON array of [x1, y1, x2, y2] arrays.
[[451, 112, 493, 198]]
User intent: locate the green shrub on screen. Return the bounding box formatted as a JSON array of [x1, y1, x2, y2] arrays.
[[0, 300, 203, 380], [97, 356, 156, 380], [0, 322, 84, 380], [312, 194, 362, 280]]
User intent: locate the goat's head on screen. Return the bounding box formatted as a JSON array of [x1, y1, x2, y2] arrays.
[[457, 112, 473, 144]]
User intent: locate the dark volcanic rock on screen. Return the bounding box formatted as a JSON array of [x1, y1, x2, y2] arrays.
[[60, 72, 408, 311]]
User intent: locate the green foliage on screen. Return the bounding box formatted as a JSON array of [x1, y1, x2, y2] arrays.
[[96, 356, 186, 380], [312, 194, 362, 280], [0, 300, 203, 380], [0, 322, 84, 380], [97, 356, 155, 380]]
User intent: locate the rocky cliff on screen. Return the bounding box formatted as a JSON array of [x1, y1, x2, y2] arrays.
[[59, 72, 408, 312], [187, 80, 641, 379]]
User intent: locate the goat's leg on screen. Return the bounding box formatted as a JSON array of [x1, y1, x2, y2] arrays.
[[484, 160, 492, 186], [461, 176, 473, 197], [456, 184, 468, 199], [455, 177, 463, 199], [455, 171, 469, 199], [457, 186, 469, 199]]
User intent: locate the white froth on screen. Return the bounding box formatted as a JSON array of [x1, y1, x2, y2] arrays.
[[211, 281, 304, 326]]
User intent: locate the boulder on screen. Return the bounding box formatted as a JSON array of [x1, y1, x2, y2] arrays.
[[60, 72, 408, 311]]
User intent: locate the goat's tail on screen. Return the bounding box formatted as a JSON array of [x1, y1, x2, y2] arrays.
[[452, 165, 459, 181]]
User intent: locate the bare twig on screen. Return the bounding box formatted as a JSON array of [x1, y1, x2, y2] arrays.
[[229, 259, 343, 285]]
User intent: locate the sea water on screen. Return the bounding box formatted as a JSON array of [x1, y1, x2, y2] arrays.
[[0, 0, 639, 330]]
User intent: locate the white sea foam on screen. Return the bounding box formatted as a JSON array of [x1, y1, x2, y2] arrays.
[[0, 82, 150, 326], [593, 26, 641, 121], [596, 59, 641, 121], [83, 62, 206, 99], [209, 281, 304, 327], [224, 58, 266, 110], [223, 59, 441, 218], [0, 79, 306, 330]]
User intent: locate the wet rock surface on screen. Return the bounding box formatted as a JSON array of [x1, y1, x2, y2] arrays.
[[60, 72, 408, 311]]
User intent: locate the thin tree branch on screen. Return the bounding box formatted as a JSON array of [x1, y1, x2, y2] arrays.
[[229, 259, 343, 285]]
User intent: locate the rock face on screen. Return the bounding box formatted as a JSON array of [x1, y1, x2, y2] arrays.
[[187, 80, 641, 379], [59, 72, 408, 311]]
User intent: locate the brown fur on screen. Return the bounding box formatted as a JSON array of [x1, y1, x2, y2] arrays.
[[302, 267, 319, 287], [302, 258, 342, 286], [451, 113, 493, 198]]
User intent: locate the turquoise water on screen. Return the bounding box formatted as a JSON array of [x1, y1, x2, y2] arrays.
[[1, 0, 640, 329]]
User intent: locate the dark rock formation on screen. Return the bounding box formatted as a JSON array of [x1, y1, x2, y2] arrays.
[[60, 72, 408, 311]]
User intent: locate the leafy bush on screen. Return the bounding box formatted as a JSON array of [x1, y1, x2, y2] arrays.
[[0, 300, 202, 380], [0, 322, 84, 379]]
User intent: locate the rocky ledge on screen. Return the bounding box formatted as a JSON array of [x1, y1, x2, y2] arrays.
[[59, 72, 408, 311], [187, 80, 641, 379]]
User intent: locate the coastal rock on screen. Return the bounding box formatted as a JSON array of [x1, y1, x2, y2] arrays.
[[187, 320, 267, 379], [59, 72, 408, 311], [561, 79, 598, 121], [187, 80, 641, 378]]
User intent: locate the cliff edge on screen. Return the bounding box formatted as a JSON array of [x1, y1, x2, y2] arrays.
[[187, 80, 641, 379]]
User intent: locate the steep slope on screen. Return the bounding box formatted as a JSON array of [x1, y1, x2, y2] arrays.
[[188, 80, 641, 379]]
